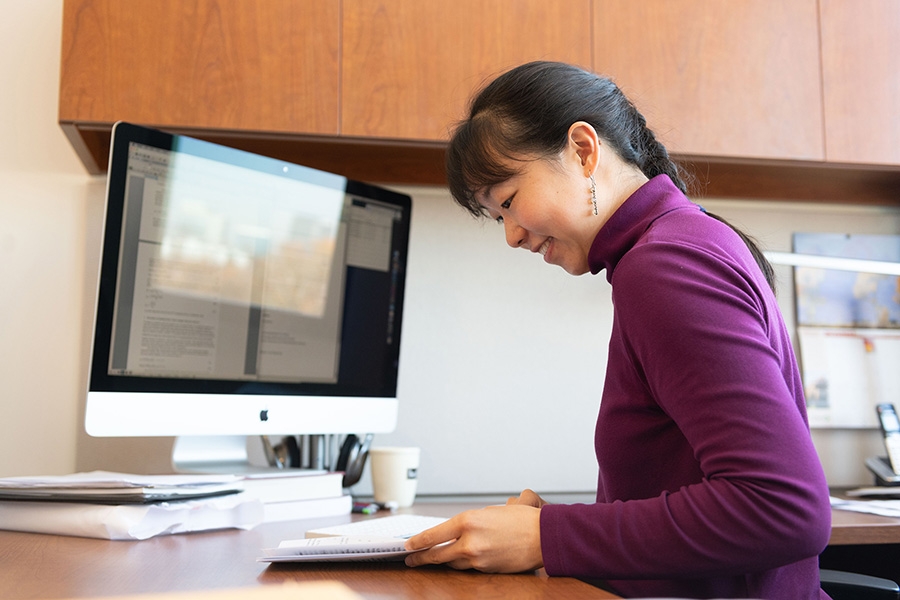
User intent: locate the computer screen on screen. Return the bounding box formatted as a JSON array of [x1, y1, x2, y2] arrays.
[[85, 122, 411, 470]]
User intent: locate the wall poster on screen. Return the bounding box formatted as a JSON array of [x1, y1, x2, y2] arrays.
[[793, 233, 900, 428]]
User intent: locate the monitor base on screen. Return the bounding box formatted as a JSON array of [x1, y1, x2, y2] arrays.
[[172, 435, 337, 474]]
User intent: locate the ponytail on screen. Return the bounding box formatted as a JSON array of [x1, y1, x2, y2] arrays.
[[630, 113, 776, 292], [632, 109, 690, 196], [704, 211, 776, 292]]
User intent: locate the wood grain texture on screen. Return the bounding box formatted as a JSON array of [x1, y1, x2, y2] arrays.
[[830, 504, 900, 545], [0, 503, 619, 599], [56, 0, 900, 204], [59, 0, 340, 134], [593, 0, 824, 161], [341, 0, 593, 140], [820, 0, 900, 165], [2, 502, 897, 597]]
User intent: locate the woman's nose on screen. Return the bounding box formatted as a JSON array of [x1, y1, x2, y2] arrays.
[[504, 219, 527, 249]]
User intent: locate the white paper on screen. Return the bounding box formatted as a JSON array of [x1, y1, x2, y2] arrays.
[[0, 471, 245, 503], [0, 494, 263, 540], [0, 470, 242, 488], [830, 495, 900, 518], [305, 514, 447, 538]]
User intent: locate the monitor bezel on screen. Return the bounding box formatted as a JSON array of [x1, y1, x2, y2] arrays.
[[84, 122, 410, 438]]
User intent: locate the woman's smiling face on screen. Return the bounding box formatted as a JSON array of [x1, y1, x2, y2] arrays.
[[478, 154, 599, 276], [475, 122, 648, 276]]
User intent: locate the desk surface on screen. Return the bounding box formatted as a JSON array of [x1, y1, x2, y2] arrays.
[[3, 501, 900, 600], [0, 501, 617, 600], [830, 504, 900, 545]]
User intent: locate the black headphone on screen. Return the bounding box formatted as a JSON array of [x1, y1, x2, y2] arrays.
[[336, 433, 373, 488]]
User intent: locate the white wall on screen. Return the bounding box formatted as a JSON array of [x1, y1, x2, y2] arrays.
[[368, 187, 611, 494], [0, 1, 104, 477], [1, 1, 899, 495]]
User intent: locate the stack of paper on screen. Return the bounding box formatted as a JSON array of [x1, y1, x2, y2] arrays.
[[0, 469, 353, 538], [0, 471, 244, 503], [0, 471, 263, 540]]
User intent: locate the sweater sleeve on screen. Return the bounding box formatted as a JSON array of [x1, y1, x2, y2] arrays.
[[540, 233, 832, 583]]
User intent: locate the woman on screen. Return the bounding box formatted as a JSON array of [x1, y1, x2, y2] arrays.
[[404, 61, 832, 599]]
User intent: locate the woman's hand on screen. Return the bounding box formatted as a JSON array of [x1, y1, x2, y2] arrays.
[[404, 490, 545, 573]]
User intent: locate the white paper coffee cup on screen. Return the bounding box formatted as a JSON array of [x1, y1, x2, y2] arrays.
[[369, 446, 420, 508]]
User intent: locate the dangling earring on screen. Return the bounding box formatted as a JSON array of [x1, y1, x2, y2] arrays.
[[589, 175, 598, 216]]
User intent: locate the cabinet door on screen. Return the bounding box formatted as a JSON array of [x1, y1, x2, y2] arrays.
[[593, 0, 824, 161], [59, 0, 340, 135], [821, 0, 900, 165], [341, 0, 592, 141]]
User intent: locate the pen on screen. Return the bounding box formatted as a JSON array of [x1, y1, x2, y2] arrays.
[[352, 502, 379, 514]]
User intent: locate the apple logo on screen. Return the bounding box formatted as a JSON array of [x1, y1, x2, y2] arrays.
[[259, 409, 269, 422]]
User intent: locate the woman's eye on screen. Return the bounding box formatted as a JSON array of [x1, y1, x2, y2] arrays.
[[495, 196, 513, 223]]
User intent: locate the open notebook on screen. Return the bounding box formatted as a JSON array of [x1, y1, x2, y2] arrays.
[[259, 514, 447, 562]]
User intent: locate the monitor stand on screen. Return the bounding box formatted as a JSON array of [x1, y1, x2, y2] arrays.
[[171, 435, 331, 474], [172, 435, 281, 474]]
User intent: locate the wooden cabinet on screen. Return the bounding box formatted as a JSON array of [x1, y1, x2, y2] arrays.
[[593, 0, 824, 162], [341, 0, 591, 141], [59, 0, 591, 182], [59, 0, 340, 172], [58, 0, 900, 203], [820, 0, 900, 165]]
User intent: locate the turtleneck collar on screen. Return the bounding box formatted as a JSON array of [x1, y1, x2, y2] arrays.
[[587, 174, 697, 281]]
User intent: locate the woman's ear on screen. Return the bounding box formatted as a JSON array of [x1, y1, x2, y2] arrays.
[[567, 121, 600, 176]]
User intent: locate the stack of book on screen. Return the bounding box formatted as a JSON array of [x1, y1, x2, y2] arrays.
[[240, 470, 350, 523]]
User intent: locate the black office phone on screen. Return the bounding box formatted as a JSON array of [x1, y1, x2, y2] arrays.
[[866, 403, 900, 485]]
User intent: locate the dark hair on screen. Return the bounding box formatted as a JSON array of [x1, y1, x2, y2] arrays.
[[445, 61, 775, 291]]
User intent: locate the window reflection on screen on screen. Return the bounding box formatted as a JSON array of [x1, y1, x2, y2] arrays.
[[108, 142, 397, 385]]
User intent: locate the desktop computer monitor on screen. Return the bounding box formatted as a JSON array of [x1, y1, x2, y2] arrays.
[[85, 122, 412, 471]]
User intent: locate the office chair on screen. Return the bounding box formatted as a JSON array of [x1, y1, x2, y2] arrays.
[[820, 569, 900, 600]]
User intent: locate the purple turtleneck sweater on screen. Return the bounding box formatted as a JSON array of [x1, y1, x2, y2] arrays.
[[539, 175, 832, 599]]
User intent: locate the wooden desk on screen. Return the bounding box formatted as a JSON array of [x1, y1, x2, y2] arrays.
[[4, 502, 897, 599], [830, 505, 900, 545], [0, 502, 618, 600]]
